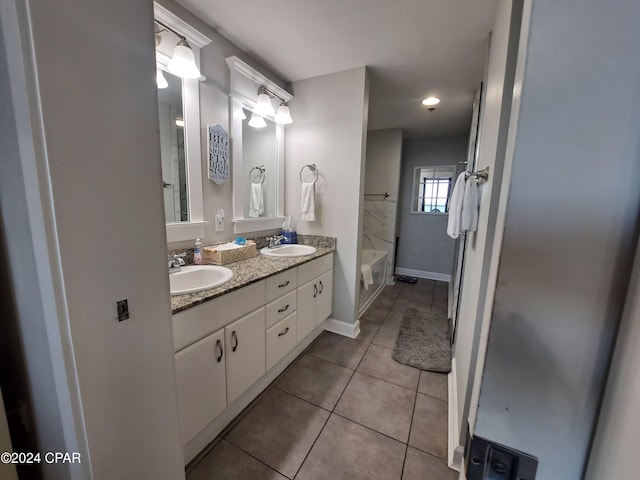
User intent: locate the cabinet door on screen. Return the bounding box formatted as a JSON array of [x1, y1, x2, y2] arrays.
[[316, 270, 333, 325], [175, 328, 226, 445], [297, 280, 317, 341], [225, 308, 266, 405]]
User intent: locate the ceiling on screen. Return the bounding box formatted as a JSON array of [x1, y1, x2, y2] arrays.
[[176, 0, 498, 139]]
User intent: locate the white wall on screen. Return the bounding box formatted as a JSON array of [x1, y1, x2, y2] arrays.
[[473, 0, 640, 478], [9, 0, 187, 477], [396, 137, 466, 279], [362, 128, 402, 284], [285, 67, 369, 325], [586, 237, 640, 479]]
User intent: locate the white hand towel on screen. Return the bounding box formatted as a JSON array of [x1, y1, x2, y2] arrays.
[[249, 183, 264, 218], [361, 264, 373, 290], [447, 172, 467, 239], [461, 175, 479, 232], [301, 182, 315, 221]]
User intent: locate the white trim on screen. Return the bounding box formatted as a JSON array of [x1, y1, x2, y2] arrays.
[[324, 318, 361, 339], [166, 221, 206, 243], [183, 320, 326, 463], [395, 268, 451, 283], [153, 3, 212, 48], [448, 358, 464, 472], [225, 56, 293, 103]]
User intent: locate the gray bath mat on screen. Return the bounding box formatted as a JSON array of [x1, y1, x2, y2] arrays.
[[391, 308, 451, 373]]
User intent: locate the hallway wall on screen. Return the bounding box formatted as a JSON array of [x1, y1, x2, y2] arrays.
[[473, 0, 640, 478]]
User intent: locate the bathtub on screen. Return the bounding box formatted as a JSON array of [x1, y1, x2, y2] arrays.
[[359, 249, 388, 316]]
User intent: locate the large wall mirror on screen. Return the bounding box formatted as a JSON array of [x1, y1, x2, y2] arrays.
[[154, 3, 211, 243], [227, 56, 293, 234]]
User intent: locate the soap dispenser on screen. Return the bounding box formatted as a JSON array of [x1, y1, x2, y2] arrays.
[[194, 238, 203, 264]]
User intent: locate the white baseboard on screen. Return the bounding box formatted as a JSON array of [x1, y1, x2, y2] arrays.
[[448, 358, 464, 472], [395, 267, 451, 283], [324, 317, 360, 339]]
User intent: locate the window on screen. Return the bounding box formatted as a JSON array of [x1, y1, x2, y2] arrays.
[[411, 165, 456, 214]]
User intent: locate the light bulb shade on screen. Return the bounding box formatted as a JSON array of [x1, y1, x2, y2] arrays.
[[156, 68, 168, 89], [168, 39, 200, 79], [275, 105, 293, 124], [248, 113, 267, 128], [255, 93, 275, 116], [238, 109, 247, 120]]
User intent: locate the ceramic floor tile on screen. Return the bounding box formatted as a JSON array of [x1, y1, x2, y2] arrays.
[[402, 446, 458, 480], [409, 393, 448, 459], [187, 440, 287, 480], [371, 293, 395, 311], [334, 372, 415, 442], [418, 370, 448, 401], [382, 309, 405, 326], [357, 344, 419, 390], [357, 319, 381, 344], [274, 354, 353, 410], [307, 331, 369, 370], [372, 321, 401, 348], [360, 303, 390, 323], [225, 388, 329, 478], [295, 414, 406, 480]]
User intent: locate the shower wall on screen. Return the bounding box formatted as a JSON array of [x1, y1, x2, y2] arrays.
[[362, 129, 402, 284]]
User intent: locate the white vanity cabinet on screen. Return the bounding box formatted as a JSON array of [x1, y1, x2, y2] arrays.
[[174, 328, 226, 446], [297, 255, 334, 340], [224, 308, 266, 404]]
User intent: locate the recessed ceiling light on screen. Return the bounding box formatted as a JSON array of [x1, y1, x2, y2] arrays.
[[422, 97, 440, 106]]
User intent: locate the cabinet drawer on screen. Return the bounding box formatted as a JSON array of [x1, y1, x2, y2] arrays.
[[298, 253, 333, 285], [265, 269, 297, 303], [266, 312, 297, 371], [265, 290, 297, 329]]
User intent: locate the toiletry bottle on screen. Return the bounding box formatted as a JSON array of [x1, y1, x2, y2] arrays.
[[194, 238, 203, 264]]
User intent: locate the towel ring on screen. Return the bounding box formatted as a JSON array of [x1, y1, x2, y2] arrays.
[[299, 163, 318, 184], [249, 165, 266, 185]]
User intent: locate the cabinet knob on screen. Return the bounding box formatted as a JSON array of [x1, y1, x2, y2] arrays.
[[278, 304, 290, 313], [278, 327, 290, 337], [231, 330, 238, 352], [319, 280, 324, 294], [216, 339, 223, 362]]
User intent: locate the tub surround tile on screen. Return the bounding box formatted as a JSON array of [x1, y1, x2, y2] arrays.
[[225, 388, 329, 478], [335, 372, 416, 443], [296, 414, 406, 480]]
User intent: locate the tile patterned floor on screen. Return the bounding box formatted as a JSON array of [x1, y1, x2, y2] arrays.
[[187, 279, 457, 480]]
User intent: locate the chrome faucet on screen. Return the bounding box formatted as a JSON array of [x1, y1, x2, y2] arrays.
[[267, 235, 287, 249], [168, 253, 186, 273]]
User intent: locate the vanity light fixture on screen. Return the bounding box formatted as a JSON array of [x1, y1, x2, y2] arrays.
[[255, 87, 275, 116], [176, 118, 185, 127], [248, 112, 267, 129], [422, 97, 440, 106], [238, 109, 247, 120], [156, 68, 168, 89], [155, 20, 201, 80], [275, 103, 293, 124]]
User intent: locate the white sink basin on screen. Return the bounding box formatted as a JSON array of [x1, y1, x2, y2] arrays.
[[260, 244, 317, 257], [169, 265, 233, 296]]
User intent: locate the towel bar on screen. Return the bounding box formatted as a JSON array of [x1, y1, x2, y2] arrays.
[[299, 164, 318, 184]]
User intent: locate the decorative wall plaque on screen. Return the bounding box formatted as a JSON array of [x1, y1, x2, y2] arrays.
[[208, 124, 230, 184]]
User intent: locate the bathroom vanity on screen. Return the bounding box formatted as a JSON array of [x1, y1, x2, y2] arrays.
[[170, 242, 335, 463]]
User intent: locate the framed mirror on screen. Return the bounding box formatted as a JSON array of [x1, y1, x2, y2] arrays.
[[226, 56, 293, 234]]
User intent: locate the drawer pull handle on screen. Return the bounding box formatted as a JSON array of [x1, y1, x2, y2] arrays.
[[313, 284, 317, 298], [216, 339, 223, 362], [231, 331, 238, 352], [278, 304, 290, 313], [278, 327, 290, 337], [319, 280, 324, 294], [278, 280, 290, 288]]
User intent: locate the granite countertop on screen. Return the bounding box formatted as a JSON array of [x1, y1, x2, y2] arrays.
[[171, 238, 335, 315]]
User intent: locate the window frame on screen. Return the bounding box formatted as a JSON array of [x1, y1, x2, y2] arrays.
[[410, 165, 457, 215]]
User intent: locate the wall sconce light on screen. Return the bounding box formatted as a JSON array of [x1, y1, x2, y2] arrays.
[[155, 20, 201, 80], [156, 68, 168, 89], [255, 86, 293, 124], [248, 112, 267, 128]]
